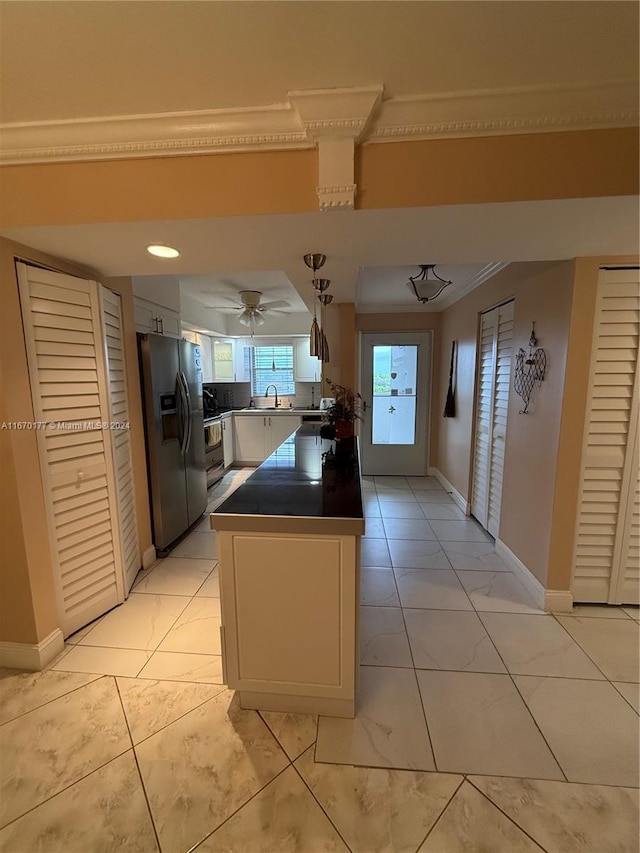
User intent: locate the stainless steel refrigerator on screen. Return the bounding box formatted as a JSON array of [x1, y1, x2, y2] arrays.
[[138, 333, 207, 552]]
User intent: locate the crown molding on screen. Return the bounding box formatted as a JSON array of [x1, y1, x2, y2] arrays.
[[0, 81, 635, 165], [370, 81, 638, 142], [436, 262, 510, 309], [0, 103, 310, 164]]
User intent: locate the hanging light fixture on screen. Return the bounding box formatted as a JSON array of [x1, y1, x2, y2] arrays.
[[408, 265, 453, 303], [317, 292, 332, 362], [304, 253, 329, 360]]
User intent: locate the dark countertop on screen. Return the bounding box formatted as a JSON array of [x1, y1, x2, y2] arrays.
[[211, 424, 364, 535]]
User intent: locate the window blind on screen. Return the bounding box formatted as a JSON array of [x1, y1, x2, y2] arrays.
[[251, 346, 295, 396]]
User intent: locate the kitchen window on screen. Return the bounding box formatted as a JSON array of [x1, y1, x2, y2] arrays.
[[250, 345, 296, 396]]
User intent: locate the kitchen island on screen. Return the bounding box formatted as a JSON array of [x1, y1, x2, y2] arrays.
[[210, 424, 364, 718]]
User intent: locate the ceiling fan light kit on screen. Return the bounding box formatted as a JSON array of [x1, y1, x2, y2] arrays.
[[204, 287, 290, 335], [408, 264, 453, 303]]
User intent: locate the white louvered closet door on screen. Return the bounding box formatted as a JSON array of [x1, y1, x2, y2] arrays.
[[99, 286, 140, 594], [471, 300, 514, 537], [17, 263, 126, 636], [572, 267, 640, 604]]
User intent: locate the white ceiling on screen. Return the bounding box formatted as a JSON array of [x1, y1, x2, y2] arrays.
[[4, 198, 638, 316], [1, 1, 637, 123], [179, 271, 309, 314]]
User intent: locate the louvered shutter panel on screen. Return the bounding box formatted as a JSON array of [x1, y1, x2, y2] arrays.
[[17, 263, 125, 636], [472, 301, 514, 536], [487, 301, 514, 537], [572, 268, 640, 604], [618, 417, 639, 604], [471, 309, 497, 528], [99, 286, 140, 594]]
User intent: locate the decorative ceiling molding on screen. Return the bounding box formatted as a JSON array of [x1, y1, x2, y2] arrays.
[[288, 85, 383, 142], [0, 104, 310, 164], [435, 262, 510, 310], [316, 184, 357, 211], [0, 81, 636, 165], [370, 81, 638, 142]]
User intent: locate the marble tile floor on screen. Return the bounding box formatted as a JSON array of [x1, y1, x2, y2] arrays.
[[1, 472, 638, 852]]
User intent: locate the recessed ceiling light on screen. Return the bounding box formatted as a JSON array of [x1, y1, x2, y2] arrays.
[[146, 243, 180, 259]]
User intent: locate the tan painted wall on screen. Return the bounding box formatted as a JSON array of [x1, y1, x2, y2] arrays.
[[0, 369, 39, 644], [0, 238, 152, 644], [358, 128, 639, 209], [0, 150, 318, 227], [2, 128, 636, 229], [547, 254, 640, 592], [434, 262, 574, 586]]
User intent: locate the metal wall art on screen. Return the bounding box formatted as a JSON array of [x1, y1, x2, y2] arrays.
[[514, 323, 546, 414]]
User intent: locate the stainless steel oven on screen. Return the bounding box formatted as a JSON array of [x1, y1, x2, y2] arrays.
[[204, 416, 225, 487]]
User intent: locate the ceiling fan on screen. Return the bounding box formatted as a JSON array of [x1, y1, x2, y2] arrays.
[[204, 290, 291, 331]]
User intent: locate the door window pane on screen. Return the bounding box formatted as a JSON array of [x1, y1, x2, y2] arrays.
[[372, 345, 418, 445]]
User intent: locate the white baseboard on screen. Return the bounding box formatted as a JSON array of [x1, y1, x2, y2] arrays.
[[544, 589, 574, 613], [0, 628, 65, 671], [428, 467, 470, 515], [495, 538, 546, 611], [142, 545, 157, 570]]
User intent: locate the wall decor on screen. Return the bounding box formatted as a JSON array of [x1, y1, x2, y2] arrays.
[[514, 323, 546, 414]]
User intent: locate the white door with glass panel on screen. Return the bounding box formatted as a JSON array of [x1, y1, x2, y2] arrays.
[[360, 332, 432, 475]]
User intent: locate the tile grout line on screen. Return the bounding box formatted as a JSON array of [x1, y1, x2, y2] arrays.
[[550, 612, 627, 684], [411, 775, 467, 851], [0, 677, 133, 834], [290, 746, 356, 853], [0, 672, 104, 727], [113, 678, 163, 852], [445, 562, 571, 783], [466, 778, 551, 852], [185, 763, 295, 853]]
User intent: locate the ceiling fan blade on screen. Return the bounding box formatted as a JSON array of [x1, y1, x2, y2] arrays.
[[259, 300, 290, 310], [204, 303, 243, 310]]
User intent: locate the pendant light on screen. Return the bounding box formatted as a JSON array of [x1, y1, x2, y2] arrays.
[[317, 292, 332, 362], [304, 253, 328, 359]]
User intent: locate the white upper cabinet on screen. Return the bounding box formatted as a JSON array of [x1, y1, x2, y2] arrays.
[[211, 338, 251, 383], [134, 297, 180, 338], [212, 339, 236, 382], [294, 337, 321, 382]]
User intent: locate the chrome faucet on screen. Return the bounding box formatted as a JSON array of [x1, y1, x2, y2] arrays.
[[264, 384, 279, 408]]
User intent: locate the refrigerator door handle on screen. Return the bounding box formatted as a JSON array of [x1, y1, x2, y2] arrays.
[[181, 371, 193, 453], [177, 373, 189, 456]]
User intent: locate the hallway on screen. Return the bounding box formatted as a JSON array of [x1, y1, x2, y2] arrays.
[[1, 472, 638, 852]]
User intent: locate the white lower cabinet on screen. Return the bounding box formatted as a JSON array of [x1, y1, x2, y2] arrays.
[[234, 414, 302, 464], [268, 415, 302, 452], [222, 415, 234, 468]]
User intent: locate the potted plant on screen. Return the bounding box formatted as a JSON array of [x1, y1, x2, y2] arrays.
[[322, 380, 363, 440]]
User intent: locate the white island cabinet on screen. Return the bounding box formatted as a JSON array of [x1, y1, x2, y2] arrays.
[[211, 425, 364, 718], [234, 413, 301, 464]]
